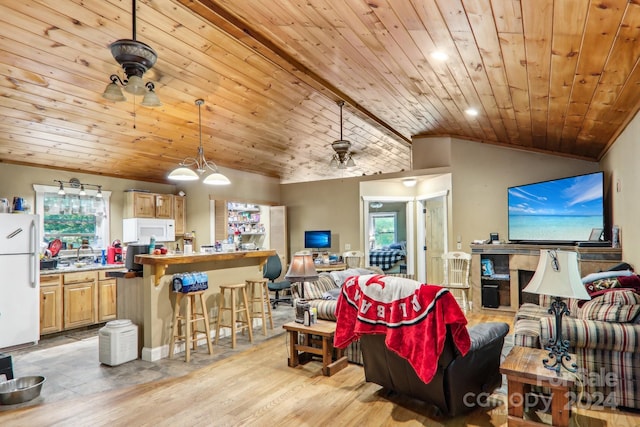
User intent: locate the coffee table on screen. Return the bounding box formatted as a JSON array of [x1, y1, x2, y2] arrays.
[[282, 320, 348, 376], [500, 346, 576, 427]]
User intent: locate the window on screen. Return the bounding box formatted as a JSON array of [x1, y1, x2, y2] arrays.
[[369, 212, 397, 249], [34, 184, 111, 249]]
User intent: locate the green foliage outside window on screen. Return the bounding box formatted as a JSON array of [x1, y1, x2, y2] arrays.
[[373, 215, 396, 248], [43, 194, 102, 247]]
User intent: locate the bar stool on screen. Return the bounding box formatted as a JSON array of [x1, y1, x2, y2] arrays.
[[169, 290, 213, 362], [246, 278, 274, 336], [215, 283, 254, 348]]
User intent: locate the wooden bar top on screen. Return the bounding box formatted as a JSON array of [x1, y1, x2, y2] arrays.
[[134, 249, 276, 266], [135, 249, 276, 285]]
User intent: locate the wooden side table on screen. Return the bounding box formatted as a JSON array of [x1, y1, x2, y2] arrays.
[[500, 346, 576, 427], [282, 320, 348, 376]]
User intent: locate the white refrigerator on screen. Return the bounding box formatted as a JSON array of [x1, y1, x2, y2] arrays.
[[0, 213, 40, 349]]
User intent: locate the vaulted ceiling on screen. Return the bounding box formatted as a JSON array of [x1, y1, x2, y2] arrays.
[[1, 0, 639, 184]]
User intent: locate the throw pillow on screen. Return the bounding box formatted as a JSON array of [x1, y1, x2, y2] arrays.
[[579, 289, 640, 323]]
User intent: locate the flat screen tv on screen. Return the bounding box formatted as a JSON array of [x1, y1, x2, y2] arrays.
[[508, 172, 605, 244], [304, 230, 331, 249]]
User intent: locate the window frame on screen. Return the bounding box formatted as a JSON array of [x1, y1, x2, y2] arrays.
[[33, 184, 111, 249], [369, 212, 398, 249]]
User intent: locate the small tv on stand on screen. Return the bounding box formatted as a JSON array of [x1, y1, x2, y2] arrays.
[[304, 230, 331, 251]]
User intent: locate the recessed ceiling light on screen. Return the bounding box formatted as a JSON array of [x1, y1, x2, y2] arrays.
[[402, 178, 418, 187], [465, 108, 479, 117], [431, 51, 448, 61]]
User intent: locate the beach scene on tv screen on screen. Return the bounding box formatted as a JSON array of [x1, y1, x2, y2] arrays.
[[508, 173, 603, 242]]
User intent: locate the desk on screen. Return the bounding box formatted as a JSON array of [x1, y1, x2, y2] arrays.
[[500, 346, 575, 427], [283, 320, 348, 376], [314, 263, 347, 272]]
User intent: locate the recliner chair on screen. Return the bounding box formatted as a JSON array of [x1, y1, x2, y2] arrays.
[[263, 254, 293, 308], [360, 322, 509, 417]]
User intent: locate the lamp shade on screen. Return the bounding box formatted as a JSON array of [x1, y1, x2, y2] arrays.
[[168, 166, 199, 181], [124, 75, 146, 95], [141, 89, 162, 107], [285, 252, 319, 282], [522, 250, 591, 300], [203, 172, 231, 185], [102, 82, 126, 102]]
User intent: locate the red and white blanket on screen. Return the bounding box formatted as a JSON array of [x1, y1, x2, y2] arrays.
[[334, 274, 470, 384]]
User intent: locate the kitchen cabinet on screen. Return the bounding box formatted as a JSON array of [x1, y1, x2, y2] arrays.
[[124, 191, 174, 219], [174, 195, 186, 236], [40, 274, 62, 335], [98, 270, 117, 322], [63, 271, 98, 330]]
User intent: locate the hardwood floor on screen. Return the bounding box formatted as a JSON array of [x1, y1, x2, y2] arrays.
[[2, 312, 639, 426]]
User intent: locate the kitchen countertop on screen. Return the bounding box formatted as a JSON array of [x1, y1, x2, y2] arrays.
[[40, 263, 126, 275]]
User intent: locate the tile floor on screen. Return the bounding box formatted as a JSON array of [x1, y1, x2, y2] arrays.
[[1, 304, 294, 412]]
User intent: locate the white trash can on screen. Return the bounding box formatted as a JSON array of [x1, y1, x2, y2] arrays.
[[99, 319, 138, 366]]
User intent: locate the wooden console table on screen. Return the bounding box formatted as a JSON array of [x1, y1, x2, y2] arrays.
[[283, 320, 348, 376], [500, 346, 576, 427], [315, 262, 347, 272], [470, 244, 622, 314]]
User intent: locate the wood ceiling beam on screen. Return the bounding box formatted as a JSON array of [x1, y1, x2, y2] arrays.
[[176, 0, 412, 147]]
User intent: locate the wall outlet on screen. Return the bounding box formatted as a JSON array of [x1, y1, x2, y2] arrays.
[[456, 242, 462, 250], [345, 243, 351, 250]]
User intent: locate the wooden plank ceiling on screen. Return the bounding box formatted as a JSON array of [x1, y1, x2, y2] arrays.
[[1, 0, 639, 184]]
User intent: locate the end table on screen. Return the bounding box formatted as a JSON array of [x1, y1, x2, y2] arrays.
[[282, 319, 348, 376], [500, 346, 576, 427]]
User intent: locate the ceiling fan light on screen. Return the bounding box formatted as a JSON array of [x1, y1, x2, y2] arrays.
[[203, 172, 231, 185], [346, 156, 356, 167], [124, 75, 146, 95], [102, 82, 126, 102], [168, 167, 199, 181], [329, 156, 338, 168], [141, 89, 162, 107]]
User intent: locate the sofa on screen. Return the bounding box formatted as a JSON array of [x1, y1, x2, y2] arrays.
[[513, 271, 640, 409]]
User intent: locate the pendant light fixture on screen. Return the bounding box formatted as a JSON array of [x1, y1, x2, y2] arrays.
[[329, 101, 356, 169], [168, 99, 230, 185], [102, 0, 161, 107]]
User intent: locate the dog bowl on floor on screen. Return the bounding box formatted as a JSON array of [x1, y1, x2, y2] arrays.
[[0, 376, 45, 405]]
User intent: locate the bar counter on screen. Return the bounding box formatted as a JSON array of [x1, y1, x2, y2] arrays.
[[117, 249, 276, 361]]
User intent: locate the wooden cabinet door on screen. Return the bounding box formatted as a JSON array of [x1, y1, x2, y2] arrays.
[[40, 285, 62, 334], [133, 193, 156, 218], [98, 279, 117, 322], [174, 195, 186, 235], [155, 194, 174, 219], [64, 282, 97, 329]]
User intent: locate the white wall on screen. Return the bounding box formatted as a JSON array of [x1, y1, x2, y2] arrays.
[[600, 112, 640, 265]]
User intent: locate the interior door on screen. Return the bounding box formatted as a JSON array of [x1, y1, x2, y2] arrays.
[[423, 196, 446, 284]]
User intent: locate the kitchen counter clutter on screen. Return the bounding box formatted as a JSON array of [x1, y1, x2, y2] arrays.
[[40, 263, 126, 275]]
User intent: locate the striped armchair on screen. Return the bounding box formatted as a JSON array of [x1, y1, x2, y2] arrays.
[[513, 289, 640, 409], [291, 269, 415, 364]]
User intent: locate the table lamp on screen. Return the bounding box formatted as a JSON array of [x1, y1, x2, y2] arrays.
[[522, 249, 591, 373], [285, 251, 319, 300]]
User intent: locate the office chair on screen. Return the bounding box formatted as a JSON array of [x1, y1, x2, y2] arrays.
[[263, 254, 293, 308]]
